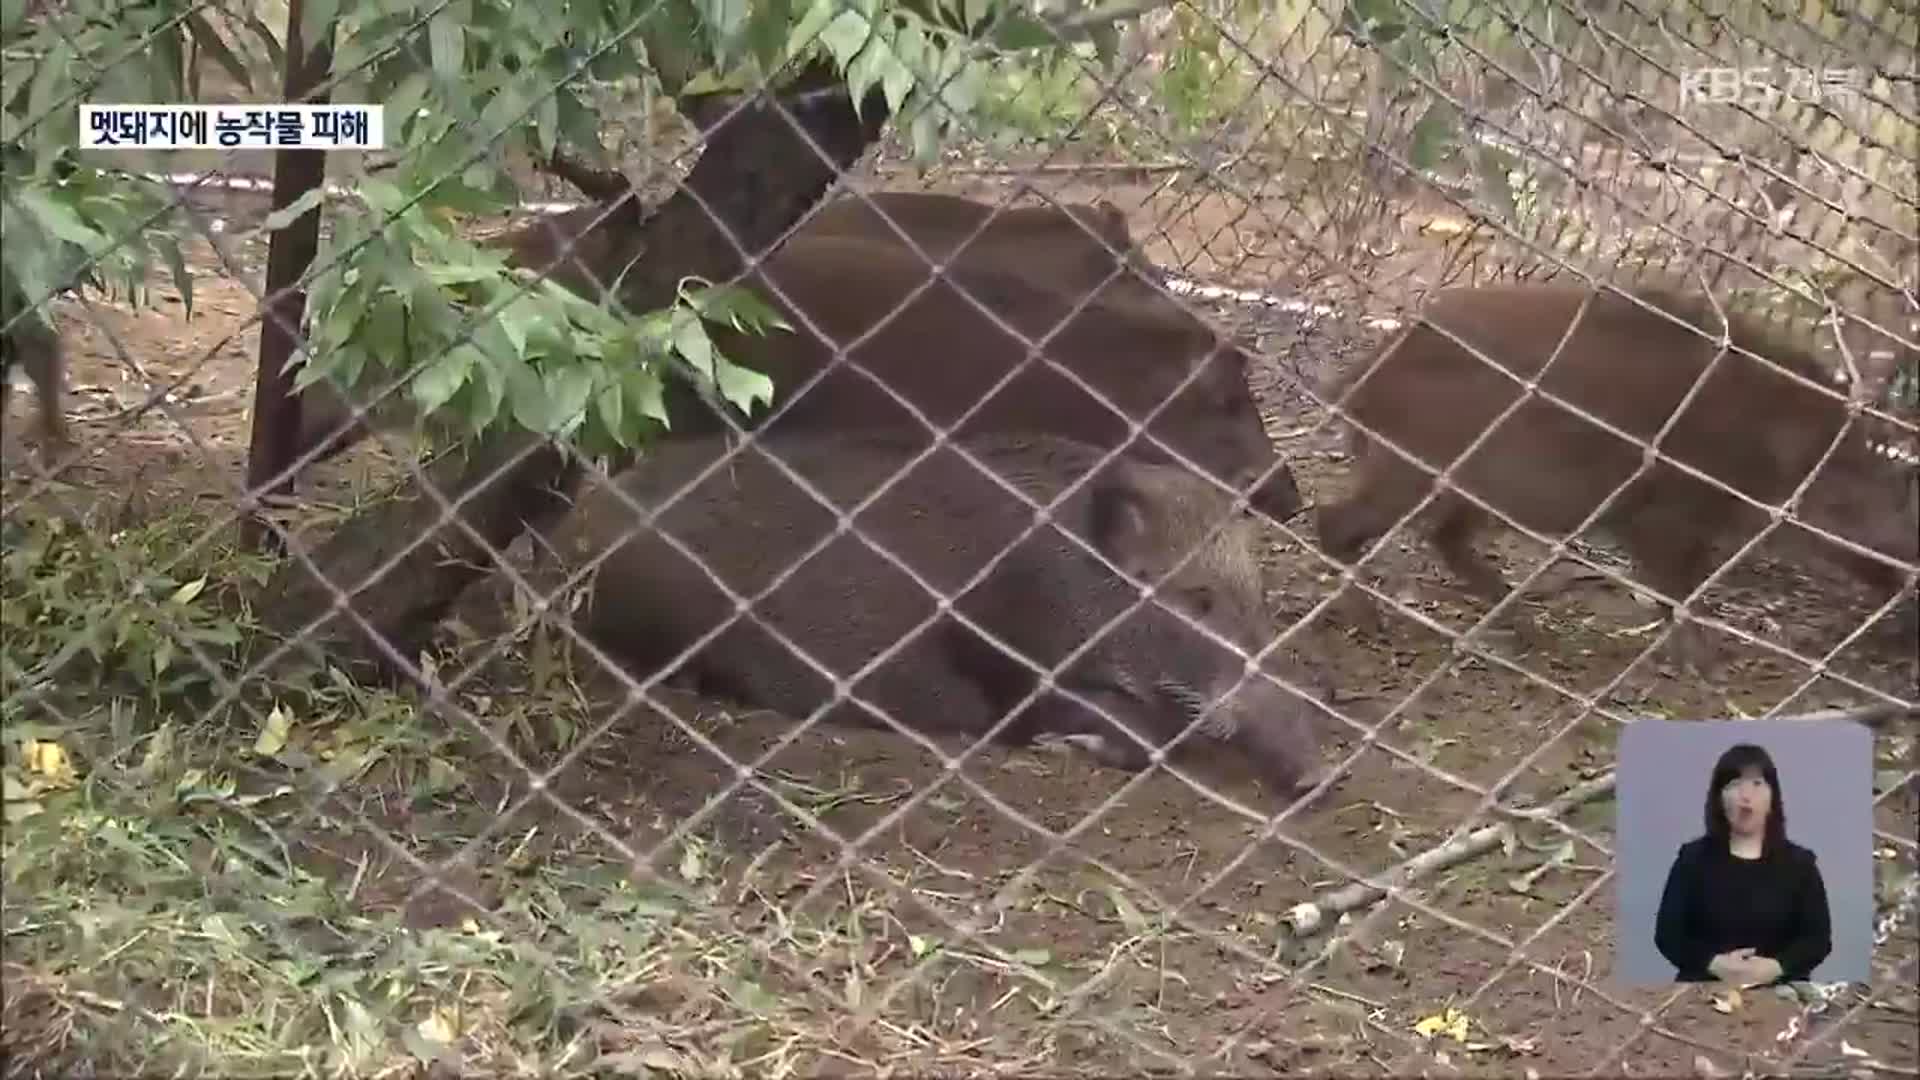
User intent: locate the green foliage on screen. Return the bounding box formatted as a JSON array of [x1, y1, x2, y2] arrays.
[[1, 0, 197, 325], [972, 45, 1103, 145], [1159, 6, 1246, 135], [292, 177, 788, 457], [0, 511, 272, 711]]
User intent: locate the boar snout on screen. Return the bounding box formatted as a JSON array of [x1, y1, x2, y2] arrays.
[[1153, 671, 1327, 801], [1040, 673, 1327, 802], [1218, 674, 1329, 802]]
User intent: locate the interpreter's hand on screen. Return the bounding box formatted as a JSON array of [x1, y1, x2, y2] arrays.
[[1737, 954, 1784, 988], [1707, 948, 1759, 982]]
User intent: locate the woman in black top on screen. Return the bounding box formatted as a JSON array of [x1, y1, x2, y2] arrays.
[[1653, 742, 1832, 985]]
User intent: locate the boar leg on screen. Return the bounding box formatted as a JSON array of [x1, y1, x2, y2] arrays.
[[1424, 504, 1547, 647], [1610, 509, 1722, 673], [3, 316, 72, 463], [1313, 456, 1432, 634]]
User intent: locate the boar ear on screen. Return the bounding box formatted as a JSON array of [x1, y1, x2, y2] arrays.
[[1088, 469, 1158, 575]]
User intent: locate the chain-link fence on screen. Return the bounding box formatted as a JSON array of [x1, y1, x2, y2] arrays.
[[4, 0, 1917, 1075]]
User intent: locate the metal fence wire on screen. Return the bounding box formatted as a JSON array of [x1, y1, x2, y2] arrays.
[[2, 0, 1917, 1075]]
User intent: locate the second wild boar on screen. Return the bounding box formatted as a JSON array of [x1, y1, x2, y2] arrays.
[[1314, 283, 1919, 657], [702, 233, 1304, 523], [793, 189, 1173, 316]]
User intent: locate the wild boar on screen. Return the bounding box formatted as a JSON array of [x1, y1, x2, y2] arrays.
[[538, 430, 1329, 799], [296, 221, 1306, 525], [1314, 283, 1919, 659], [0, 279, 70, 455], [691, 233, 1304, 523], [795, 190, 1174, 316]]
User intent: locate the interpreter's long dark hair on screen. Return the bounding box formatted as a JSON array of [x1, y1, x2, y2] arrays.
[[1703, 742, 1788, 855]]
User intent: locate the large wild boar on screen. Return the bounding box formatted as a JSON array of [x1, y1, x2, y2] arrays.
[[795, 190, 1175, 316], [538, 431, 1329, 799], [1314, 283, 1919, 658], [0, 276, 71, 455], [296, 215, 1306, 525]]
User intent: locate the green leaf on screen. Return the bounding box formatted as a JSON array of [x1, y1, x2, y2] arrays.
[[700, 0, 752, 48], [385, 72, 434, 139], [14, 187, 104, 252], [907, 103, 942, 163], [260, 187, 329, 234], [423, 261, 508, 288], [466, 347, 508, 434], [480, 80, 532, 140], [962, 0, 994, 35], [713, 354, 775, 416], [507, 361, 555, 433], [156, 235, 192, 318], [623, 366, 669, 428], [992, 12, 1058, 51], [544, 365, 595, 435], [495, 293, 545, 355], [845, 34, 893, 112], [1409, 101, 1458, 171], [533, 90, 560, 158], [168, 576, 208, 605], [742, 0, 797, 68], [554, 99, 606, 165], [358, 177, 410, 217], [1341, 0, 1410, 43], [671, 312, 717, 382], [363, 292, 408, 357], [787, 0, 840, 58], [594, 375, 625, 437], [819, 10, 874, 67], [412, 344, 481, 415], [879, 22, 925, 112], [429, 6, 466, 84], [26, 41, 70, 138]]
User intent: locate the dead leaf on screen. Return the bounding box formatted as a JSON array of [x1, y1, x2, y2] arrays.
[[415, 1006, 460, 1044], [1106, 886, 1149, 934], [253, 704, 292, 757], [1414, 1007, 1472, 1041], [23, 740, 78, 788]]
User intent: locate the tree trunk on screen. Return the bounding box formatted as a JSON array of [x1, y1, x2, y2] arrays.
[[256, 65, 890, 677]]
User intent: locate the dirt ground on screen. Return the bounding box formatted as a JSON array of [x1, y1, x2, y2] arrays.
[[4, 159, 1917, 1076]]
